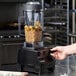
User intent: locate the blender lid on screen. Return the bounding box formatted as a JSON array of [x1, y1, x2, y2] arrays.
[[24, 1, 42, 11], [26, 2, 40, 5]]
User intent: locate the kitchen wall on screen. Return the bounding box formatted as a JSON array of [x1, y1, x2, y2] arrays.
[[0, 0, 27, 2], [0, 3, 27, 25]]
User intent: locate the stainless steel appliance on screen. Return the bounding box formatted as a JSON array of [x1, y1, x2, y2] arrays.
[[0, 2, 25, 67]]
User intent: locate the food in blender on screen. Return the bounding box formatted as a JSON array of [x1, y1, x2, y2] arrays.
[[24, 21, 42, 43]]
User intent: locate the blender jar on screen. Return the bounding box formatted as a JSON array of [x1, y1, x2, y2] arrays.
[[23, 1, 44, 49]]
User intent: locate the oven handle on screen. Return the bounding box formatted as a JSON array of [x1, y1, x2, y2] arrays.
[[18, 16, 25, 37], [2, 43, 23, 46]]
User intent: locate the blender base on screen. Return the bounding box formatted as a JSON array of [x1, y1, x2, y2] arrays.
[[17, 47, 55, 74]]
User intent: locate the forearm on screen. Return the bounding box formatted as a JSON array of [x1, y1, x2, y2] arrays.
[[65, 43, 76, 55]]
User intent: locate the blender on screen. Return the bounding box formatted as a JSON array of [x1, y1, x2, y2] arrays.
[[18, 1, 55, 74], [18, 1, 44, 49]]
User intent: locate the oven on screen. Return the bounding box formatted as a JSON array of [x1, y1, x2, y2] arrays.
[[0, 2, 27, 67]]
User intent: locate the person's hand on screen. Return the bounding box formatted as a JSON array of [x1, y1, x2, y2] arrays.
[[50, 46, 68, 60], [50, 43, 76, 60]]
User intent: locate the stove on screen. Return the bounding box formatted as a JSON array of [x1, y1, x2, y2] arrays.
[[0, 30, 24, 40], [0, 30, 25, 65]]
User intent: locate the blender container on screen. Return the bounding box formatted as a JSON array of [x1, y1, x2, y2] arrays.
[[18, 1, 44, 49]]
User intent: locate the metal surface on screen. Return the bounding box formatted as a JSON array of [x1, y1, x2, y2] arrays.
[[44, 0, 68, 45]]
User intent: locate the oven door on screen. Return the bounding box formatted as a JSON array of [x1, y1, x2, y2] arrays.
[[1, 42, 23, 64]]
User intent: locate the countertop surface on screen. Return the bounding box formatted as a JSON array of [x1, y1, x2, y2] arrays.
[[1, 55, 76, 76]]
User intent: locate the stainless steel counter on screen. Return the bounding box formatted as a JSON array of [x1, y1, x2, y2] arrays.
[[0, 54, 76, 76]]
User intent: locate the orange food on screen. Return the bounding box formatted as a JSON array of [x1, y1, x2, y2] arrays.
[[24, 21, 42, 43]]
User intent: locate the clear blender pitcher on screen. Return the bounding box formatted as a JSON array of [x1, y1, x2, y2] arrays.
[[18, 1, 44, 49]]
